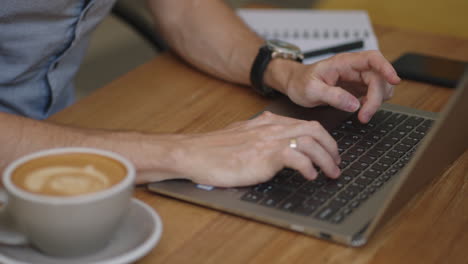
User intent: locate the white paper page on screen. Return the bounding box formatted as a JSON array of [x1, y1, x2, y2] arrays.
[[237, 9, 379, 64]]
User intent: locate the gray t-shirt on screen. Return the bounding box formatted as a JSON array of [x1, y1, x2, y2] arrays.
[[0, 0, 116, 119]]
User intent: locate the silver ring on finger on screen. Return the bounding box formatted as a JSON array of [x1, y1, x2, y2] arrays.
[[289, 138, 298, 149]]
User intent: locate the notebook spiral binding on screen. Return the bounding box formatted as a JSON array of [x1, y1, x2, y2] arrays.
[[259, 29, 371, 40]]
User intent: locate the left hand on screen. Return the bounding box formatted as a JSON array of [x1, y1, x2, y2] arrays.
[[266, 50, 401, 123]]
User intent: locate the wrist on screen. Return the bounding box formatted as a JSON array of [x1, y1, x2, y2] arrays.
[[263, 59, 301, 95], [84, 131, 188, 181]]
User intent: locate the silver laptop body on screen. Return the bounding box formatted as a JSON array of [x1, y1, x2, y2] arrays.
[[147, 73, 468, 246]]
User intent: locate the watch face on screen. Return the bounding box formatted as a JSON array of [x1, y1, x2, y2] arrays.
[[267, 39, 303, 60]]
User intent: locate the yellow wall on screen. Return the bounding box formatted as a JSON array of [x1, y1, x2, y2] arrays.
[[316, 0, 468, 39]]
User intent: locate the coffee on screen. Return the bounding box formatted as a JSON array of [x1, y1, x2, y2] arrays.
[[12, 153, 127, 197]]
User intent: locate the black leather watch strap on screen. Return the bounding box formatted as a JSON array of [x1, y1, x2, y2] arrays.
[[250, 45, 278, 97], [250, 44, 303, 97]]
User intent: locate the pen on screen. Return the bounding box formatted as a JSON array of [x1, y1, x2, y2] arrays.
[[303, 40, 364, 59]]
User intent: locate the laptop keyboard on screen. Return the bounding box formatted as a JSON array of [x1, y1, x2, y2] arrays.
[[241, 110, 433, 224]]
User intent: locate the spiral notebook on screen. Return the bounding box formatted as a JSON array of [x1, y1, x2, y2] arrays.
[[237, 9, 379, 64]]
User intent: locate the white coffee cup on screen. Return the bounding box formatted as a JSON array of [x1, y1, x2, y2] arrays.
[[0, 147, 135, 257]]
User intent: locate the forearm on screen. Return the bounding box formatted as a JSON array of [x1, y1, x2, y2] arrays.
[[0, 112, 181, 182], [147, 0, 263, 86]]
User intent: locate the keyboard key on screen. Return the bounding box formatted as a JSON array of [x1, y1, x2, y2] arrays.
[[316, 206, 339, 220], [287, 174, 307, 189], [395, 144, 412, 152], [359, 155, 378, 164], [253, 183, 276, 194], [343, 134, 362, 143], [396, 124, 415, 133], [314, 190, 333, 201], [372, 162, 390, 172], [342, 153, 358, 162], [292, 202, 319, 216], [349, 200, 361, 208], [375, 142, 393, 151], [402, 138, 419, 146], [381, 136, 400, 144], [375, 128, 390, 135], [405, 116, 424, 126], [338, 139, 354, 149], [323, 181, 343, 193], [389, 130, 407, 140], [280, 195, 306, 211], [271, 169, 295, 184], [355, 175, 374, 186], [331, 130, 345, 140], [329, 197, 349, 208], [356, 140, 374, 148], [297, 184, 318, 197], [386, 167, 400, 176], [367, 148, 386, 158], [370, 110, 392, 124], [379, 156, 397, 165], [387, 149, 405, 158], [386, 113, 408, 125], [348, 146, 366, 155], [339, 160, 350, 169], [346, 183, 365, 194], [241, 191, 265, 203], [261, 189, 291, 207], [342, 208, 353, 217], [341, 168, 361, 178], [357, 189, 372, 201], [372, 180, 384, 188], [409, 131, 425, 140], [364, 134, 381, 142], [331, 213, 345, 224], [351, 161, 370, 171], [363, 168, 382, 178]]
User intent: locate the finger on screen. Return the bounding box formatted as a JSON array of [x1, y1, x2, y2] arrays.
[[248, 113, 341, 163], [281, 147, 318, 180], [358, 72, 385, 123], [384, 82, 394, 101], [348, 51, 401, 84], [266, 120, 340, 163], [295, 136, 341, 179], [307, 78, 360, 112]]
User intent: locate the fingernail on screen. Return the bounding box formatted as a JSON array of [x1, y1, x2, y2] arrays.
[[347, 99, 360, 112], [309, 171, 318, 180]]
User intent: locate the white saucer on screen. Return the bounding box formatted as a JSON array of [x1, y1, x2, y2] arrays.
[[0, 199, 163, 264]]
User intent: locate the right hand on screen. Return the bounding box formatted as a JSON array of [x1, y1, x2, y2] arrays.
[[163, 111, 341, 187]]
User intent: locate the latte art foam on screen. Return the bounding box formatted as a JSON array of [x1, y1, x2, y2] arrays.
[[24, 165, 111, 196]]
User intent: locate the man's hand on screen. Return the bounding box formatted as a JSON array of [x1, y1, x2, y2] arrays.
[[152, 111, 341, 187], [265, 50, 401, 123]]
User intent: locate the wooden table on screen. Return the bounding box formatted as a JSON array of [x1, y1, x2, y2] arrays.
[[49, 26, 468, 264]]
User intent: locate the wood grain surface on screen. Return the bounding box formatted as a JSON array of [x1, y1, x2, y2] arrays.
[[49, 25, 468, 264]]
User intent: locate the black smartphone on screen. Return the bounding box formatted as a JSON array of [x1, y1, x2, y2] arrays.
[[392, 52, 467, 88]]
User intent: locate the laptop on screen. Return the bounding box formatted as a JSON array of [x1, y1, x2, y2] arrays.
[[147, 71, 468, 246]]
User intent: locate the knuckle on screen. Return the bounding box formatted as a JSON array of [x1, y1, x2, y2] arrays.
[[259, 111, 274, 120], [264, 124, 284, 134], [308, 120, 323, 131]]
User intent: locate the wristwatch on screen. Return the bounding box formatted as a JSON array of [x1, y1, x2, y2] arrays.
[[250, 39, 304, 97]]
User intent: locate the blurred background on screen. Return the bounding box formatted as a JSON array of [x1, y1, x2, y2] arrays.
[[75, 0, 468, 99]]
